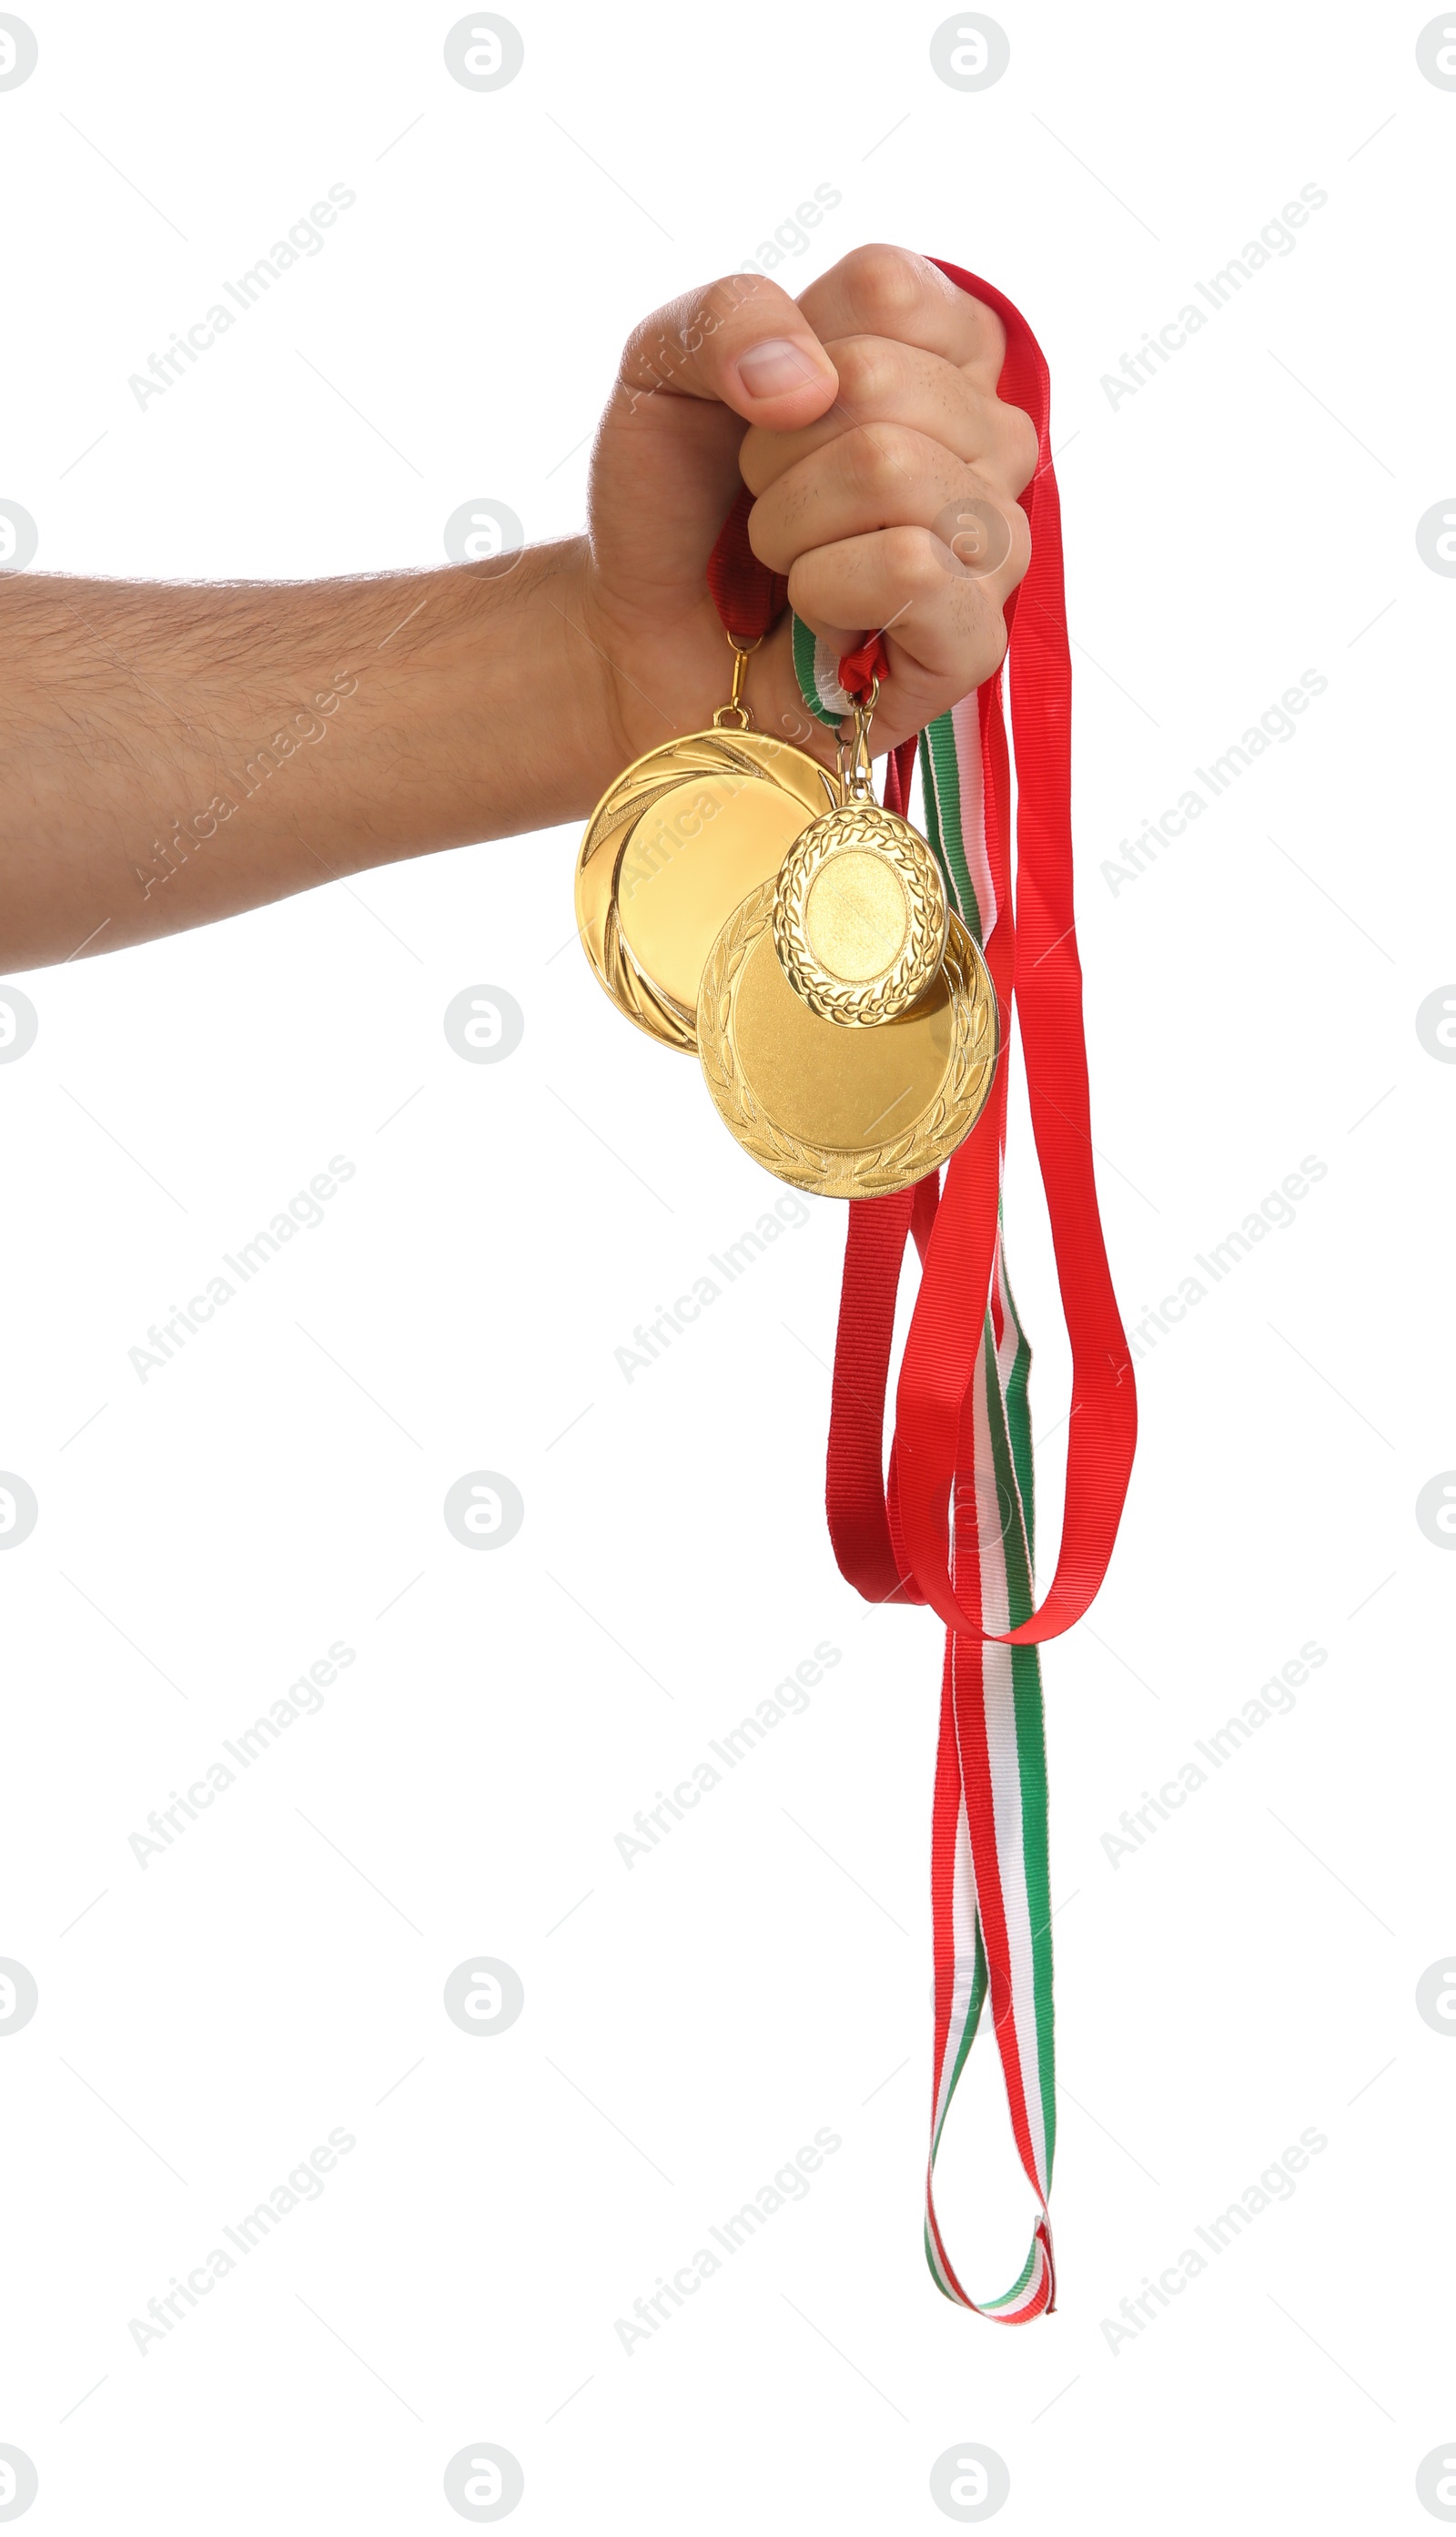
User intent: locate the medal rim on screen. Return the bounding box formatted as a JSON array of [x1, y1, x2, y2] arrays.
[[772, 800, 949, 1029], [696, 881, 998, 1200], [574, 726, 839, 1055]]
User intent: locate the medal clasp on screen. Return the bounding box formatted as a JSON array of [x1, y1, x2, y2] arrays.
[[713, 633, 761, 730]]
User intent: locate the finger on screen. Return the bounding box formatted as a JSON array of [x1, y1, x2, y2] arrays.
[[613, 270, 839, 435], [787, 523, 1023, 663], [746, 423, 1017, 579], [795, 244, 1006, 388], [739, 334, 1039, 502], [784, 527, 1020, 737], [748, 612, 981, 766]]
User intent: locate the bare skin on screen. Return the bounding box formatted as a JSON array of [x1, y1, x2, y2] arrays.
[[0, 245, 1035, 972]]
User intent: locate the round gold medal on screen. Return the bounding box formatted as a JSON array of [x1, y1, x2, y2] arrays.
[[575, 727, 838, 1055], [697, 880, 998, 1199], [772, 796, 948, 1027]]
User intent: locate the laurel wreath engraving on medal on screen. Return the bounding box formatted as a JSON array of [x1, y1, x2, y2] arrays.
[[772, 801, 949, 1029], [575, 732, 838, 1054], [697, 883, 998, 1199]]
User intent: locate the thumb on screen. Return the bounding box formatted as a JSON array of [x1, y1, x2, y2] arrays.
[[619, 271, 839, 431]]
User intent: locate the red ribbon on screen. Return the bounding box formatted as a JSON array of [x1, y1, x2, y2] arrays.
[[706, 263, 1135, 1645], [709, 482, 889, 705], [705, 488, 786, 645]]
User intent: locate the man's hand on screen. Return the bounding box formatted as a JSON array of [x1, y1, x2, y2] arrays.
[[0, 243, 1035, 969], [576, 242, 1036, 769]]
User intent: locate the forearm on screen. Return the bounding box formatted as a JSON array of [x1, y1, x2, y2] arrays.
[[0, 541, 617, 969]]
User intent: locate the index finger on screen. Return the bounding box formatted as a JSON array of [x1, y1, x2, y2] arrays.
[[795, 244, 1006, 389]]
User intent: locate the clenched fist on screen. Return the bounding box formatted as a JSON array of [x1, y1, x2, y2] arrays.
[[576, 242, 1036, 775]]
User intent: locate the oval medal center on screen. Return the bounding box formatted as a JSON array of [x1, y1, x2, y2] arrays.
[[804, 849, 910, 983]]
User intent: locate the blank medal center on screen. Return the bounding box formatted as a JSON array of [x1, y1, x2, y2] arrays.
[[804, 851, 908, 980]]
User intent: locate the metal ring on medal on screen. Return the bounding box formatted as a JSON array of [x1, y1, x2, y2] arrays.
[[698, 881, 998, 1199], [773, 798, 948, 1027], [575, 731, 838, 1054]]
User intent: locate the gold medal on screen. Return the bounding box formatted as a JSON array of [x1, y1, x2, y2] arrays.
[[574, 638, 838, 1054], [772, 683, 947, 1028], [697, 878, 997, 1198]]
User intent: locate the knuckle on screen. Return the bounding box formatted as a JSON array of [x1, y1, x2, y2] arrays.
[[838, 241, 935, 331], [935, 478, 1030, 591], [880, 524, 946, 598], [842, 422, 919, 503]]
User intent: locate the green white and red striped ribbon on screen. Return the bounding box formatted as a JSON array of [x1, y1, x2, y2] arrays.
[[926, 1247, 1056, 2320], [797, 632, 1058, 2319], [791, 614, 856, 726]]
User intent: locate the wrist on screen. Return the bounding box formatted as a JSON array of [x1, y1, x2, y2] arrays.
[[451, 538, 625, 838]]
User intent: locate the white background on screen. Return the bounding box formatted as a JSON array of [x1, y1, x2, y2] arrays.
[[0, 1, 1451, 2528]]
